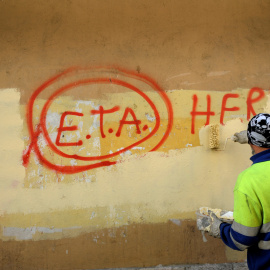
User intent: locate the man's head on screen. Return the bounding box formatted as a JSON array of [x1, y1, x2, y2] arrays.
[[248, 113, 270, 154]]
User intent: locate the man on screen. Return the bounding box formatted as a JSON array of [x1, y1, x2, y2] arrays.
[[208, 113, 270, 270]]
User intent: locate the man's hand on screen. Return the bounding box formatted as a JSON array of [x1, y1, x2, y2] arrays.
[[197, 210, 223, 238], [208, 212, 222, 238], [231, 130, 248, 144]]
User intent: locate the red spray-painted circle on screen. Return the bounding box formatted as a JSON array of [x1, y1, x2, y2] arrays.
[[40, 78, 161, 161], [24, 67, 173, 174]]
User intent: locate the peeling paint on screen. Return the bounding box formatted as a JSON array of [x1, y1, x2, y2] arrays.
[[170, 219, 181, 226], [3, 226, 82, 241]]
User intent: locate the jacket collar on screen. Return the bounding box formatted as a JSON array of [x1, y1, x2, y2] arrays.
[[250, 148, 270, 164]]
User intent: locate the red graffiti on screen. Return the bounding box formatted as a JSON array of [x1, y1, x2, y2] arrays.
[[220, 94, 240, 125], [190, 94, 215, 134], [41, 78, 161, 161], [56, 111, 84, 146], [23, 67, 173, 174], [247, 87, 265, 120], [56, 106, 146, 143], [91, 106, 120, 138], [116, 107, 142, 137], [191, 87, 266, 134]]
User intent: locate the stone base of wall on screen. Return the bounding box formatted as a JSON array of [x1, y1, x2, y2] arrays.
[[99, 263, 248, 270]]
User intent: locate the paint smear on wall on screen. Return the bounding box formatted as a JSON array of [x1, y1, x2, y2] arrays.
[[0, 89, 24, 191], [0, 87, 268, 242]]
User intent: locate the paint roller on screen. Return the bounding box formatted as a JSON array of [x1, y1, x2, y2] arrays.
[[208, 124, 248, 150], [208, 124, 230, 150]]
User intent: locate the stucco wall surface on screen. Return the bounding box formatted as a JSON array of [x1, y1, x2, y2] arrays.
[[1, 0, 270, 269]]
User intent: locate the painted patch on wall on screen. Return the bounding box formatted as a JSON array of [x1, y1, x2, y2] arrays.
[[23, 67, 173, 174]]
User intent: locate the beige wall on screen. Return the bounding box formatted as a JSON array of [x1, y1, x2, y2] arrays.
[[1, 1, 270, 269]]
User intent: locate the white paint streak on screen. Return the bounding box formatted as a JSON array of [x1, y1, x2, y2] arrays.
[[75, 100, 99, 110], [93, 137, 100, 150], [145, 113, 156, 122], [78, 121, 83, 129], [46, 111, 61, 129], [207, 71, 231, 77], [70, 159, 77, 166], [3, 226, 82, 240], [121, 150, 132, 157], [201, 231, 208, 242], [170, 219, 181, 226], [166, 73, 191, 81], [66, 133, 76, 142], [182, 81, 202, 86], [37, 135, 47, 151], [3, 227, 37, 240], [90, 212, 96, 219]]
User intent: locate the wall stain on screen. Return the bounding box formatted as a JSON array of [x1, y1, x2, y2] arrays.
[[0, 220, 245, 270]]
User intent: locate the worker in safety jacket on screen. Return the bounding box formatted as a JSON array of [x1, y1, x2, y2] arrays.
[[208, 113, 270, 270]]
